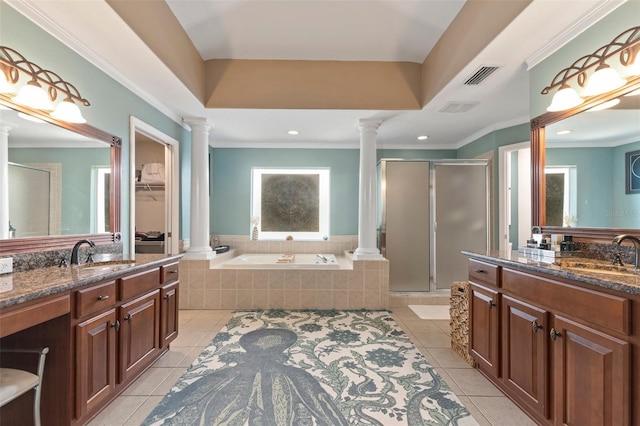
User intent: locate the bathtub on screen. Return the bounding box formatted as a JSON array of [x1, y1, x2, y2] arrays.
[[221, 253, 341, 269]]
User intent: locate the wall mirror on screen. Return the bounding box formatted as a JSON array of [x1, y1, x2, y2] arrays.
[[531, 75, 640, 240], [0, 95, 121, 255]]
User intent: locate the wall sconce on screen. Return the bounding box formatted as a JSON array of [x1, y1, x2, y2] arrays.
[[0, 46, 90, 123], [542, 26, 640, 112]]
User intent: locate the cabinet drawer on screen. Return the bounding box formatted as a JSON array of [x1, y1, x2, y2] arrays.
[[75, 281, 116, 318], [161, 261, 180, 284], [119, 268, 160, 301], [502, 268, 630, 335], [469, 259, 500, 288]]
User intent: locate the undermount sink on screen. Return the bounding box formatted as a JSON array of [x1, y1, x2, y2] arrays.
[[554, 260, 637, 277]]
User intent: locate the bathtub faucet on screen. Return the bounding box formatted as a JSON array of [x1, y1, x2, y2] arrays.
[[316, 254, 328, 263]]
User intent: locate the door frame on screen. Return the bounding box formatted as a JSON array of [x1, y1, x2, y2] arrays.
[[129, 117, 180, 255], [498, 141, 530, 251]]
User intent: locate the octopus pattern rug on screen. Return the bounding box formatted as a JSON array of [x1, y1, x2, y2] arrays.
[[143, 310, 478, 425]]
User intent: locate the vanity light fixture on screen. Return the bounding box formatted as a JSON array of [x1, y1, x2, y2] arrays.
[[541, 26, 640, 112], [586, 98, 620, 112], [0, 46, 90, 123]]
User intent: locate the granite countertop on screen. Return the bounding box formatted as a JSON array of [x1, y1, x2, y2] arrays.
[[0, 253, 183, 309], [463, 250, 640, 296]]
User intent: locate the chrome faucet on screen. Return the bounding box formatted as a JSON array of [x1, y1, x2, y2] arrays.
[[612, 234, 640, 270], [316, 254, 328, 263], [70, 239, 95, 265]]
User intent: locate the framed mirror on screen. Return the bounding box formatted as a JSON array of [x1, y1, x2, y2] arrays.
[[531, 74, 640, 240], [0, 94, 121, 255]]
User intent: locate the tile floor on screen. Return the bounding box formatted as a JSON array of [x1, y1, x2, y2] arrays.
[[87, 308, 536, 426]]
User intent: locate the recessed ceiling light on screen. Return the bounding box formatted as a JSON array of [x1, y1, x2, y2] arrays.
[[556, 130, 572, 135], [287, 130, 299, 136], [417, 135, 429, 140]]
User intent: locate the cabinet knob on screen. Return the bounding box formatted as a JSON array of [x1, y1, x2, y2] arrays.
[[170, 270, 178, 274], [549, 328, 562, 341], [475, 269, 486, 273], [487, 300, 496, 309], [164, 294, 171, 300], [111, 320, 120, 331], [97, 295, 110, 301], [124, 314, 132, 323], [531, 321, 543, 332]]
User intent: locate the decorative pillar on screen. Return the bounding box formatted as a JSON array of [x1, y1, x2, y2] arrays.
[[0, 126, 10, 239], [354, 118, 383, 260], [183, 118, 215, 259]]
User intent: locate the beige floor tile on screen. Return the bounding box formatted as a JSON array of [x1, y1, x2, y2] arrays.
[[425, 347, 475, 369], [399, 318, 444, 332], [121, 367, 173, 396], [180, 345, 208, 367], [151, 346, 192, 367], [457, 396, 491, 426], [123, 396, 164, 426], [170, 330, 214, 347], [85, 395, 147, 426], [412, 331, 452, 348], [152, 367, 189, 395], [432, 367, 465, 396], [469, 396, 538, 426], [445, 368, 504, 397]]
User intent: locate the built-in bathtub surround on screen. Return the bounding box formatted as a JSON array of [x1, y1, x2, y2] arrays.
[[214, 234, 358, 255], [179, 235, 388, 310]]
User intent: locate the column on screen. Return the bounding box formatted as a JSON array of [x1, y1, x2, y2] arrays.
[[0, 126, 10, 239], [183, 118, 215, 259], [354, 118, 383, 260]]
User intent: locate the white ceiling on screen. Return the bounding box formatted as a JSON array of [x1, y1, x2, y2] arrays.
[[7, 0, 618, 149]]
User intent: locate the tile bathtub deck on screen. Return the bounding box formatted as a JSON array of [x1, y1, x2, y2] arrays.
[[86, 308, 535, 426]]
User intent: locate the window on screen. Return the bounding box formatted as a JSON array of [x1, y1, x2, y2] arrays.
[[93, 166, 111, 233], [545, 166, 577, 226], [251, 168, 330, 240]]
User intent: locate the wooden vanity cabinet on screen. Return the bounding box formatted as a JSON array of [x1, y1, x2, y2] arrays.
[[160, 261, 179, 348], [72, 262, 179, 425], [468, 258, 633, 426]]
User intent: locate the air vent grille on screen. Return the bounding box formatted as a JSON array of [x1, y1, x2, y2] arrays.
[[439, 101, 479, 113], [464, 66, 500, 85]]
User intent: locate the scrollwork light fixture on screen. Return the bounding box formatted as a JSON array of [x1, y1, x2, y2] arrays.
[[542, 26, 640, 112], [0, 46, 90, 123]]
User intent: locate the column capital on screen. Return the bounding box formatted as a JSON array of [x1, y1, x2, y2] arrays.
[[357, 118, 382, 133], [182, 117, 212, 131]]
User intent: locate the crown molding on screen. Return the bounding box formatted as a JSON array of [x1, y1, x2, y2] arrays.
[[525, 0, 625, 70]]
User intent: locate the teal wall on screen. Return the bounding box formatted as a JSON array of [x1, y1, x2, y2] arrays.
[[612, 141, 640, 228], [458, 123, 531, 247], [1, 3, 186, 250], [9, 148, 111, 235], [210, 148, 461, 236]]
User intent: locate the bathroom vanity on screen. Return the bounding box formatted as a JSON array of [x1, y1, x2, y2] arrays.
[[0, 254, 181, 425], [464, 250, 639, 425]]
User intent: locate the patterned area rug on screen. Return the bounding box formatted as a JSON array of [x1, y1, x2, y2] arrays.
[[143, 310, 478, 425]]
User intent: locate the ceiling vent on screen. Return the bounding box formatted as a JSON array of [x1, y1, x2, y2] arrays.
[[463, 65, 500, 85], [439, 101, 479, 113]]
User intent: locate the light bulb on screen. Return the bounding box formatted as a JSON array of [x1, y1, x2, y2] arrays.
[[13, 80, 54, 110], [50, 98, 86, 123], [582, 63, 626, 97], [547, 84, 583, 112]]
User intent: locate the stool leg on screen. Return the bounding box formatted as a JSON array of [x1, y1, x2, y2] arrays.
[[33, 385, 41, 426]]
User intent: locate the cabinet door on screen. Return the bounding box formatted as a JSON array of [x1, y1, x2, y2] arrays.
[[502, 295, 549, 420], [469, 283, 500, 377], [160, 282, 179, 348], [119, 291, 159, 383], [552, 315, 629, 426], [75, 308, 117, 419]]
